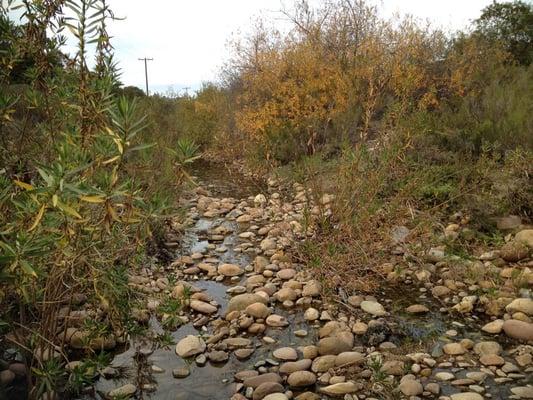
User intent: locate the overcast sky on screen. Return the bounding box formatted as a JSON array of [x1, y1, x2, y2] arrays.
[[10, 0, 495, 94]]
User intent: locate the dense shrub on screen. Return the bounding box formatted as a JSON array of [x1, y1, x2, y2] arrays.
[[0, 2, 186, 396]]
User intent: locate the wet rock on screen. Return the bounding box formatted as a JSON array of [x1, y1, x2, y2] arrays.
[[243, 372, 282, 388], [108, 384, 136, 398], [301, 346, 318, 360], [245, 302, 271, 319], [311, 355, 337, 372], [208, 350, 229, 363], [287, 371, 317, 387], [252, 382, 284, 400], [195, 354, 207, 366], [275, 288, 297, 302], [172, 366, 190, 378], [223, 337, 252, 349], [227, 293, 267, 313], [279, 359, 312, 374], [234, 349, 254, 361], [190, 300, 217, 314], [503, 319, 533, 341], [235, 370, 259, 381], [266, 314, 289, 327], [295, 329, 307, 337], [318, 331, 354, 355], [175, 335, 206, 358], [150, 365, 164, 374], [273, 347, 298, 361], [335, 352, 365, 367], [199, 263, 218, 276], [360, 300, 386, 316], [218, 263, 244, 277]]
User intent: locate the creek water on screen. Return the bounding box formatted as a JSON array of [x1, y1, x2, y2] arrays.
[[79, 163, 318, 400], [4, 161, 526, 400]]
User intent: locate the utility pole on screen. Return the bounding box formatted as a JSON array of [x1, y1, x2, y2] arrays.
[[182, 86, 190, 97], [138, 57, 153, 95]]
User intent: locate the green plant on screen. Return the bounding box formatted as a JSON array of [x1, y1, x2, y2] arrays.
[[0, 1, 175, 397], [367, 356, 387, 383], [157, 297, 185, 330], [154, 331, 175, 349], [31, 359, 65, 398]]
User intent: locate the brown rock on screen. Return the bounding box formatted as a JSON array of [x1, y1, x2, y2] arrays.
[[243, 373, 282, 389], [502, 319, 533, 341]]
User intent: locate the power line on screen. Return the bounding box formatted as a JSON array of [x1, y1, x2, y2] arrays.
[[138, 57, 153, 95], [182, 86, 191, 97]]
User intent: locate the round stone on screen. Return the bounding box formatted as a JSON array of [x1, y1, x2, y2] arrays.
[[245, 302, 271, 319], [273, 347, 298, 361], [287, 371, 317, 387], [360, 300, 386, 316], [218, 263, 243, 277], [175, 335, 206, 358]]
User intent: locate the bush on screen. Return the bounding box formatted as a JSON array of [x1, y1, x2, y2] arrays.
[[0, 2, 181, 396]]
